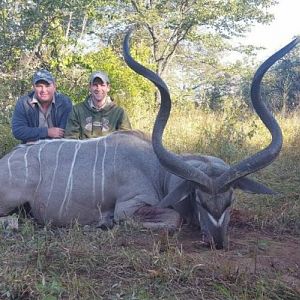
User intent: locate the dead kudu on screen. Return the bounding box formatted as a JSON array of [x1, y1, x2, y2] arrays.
[[0, 34, 299, 249]]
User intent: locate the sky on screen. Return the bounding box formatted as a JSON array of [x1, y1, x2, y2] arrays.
[[241, 0, 300, 61]]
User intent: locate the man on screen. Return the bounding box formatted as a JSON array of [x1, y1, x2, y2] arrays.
[[12, 69, 72, 143], [65, 71, 131, 139]]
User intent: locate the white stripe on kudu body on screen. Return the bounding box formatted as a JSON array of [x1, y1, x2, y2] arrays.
[[35, 142, 49, 197], [7, 148, 17, 182], [101, 139, 108, 206], [92, 139, 100, 203], [59, 142, 82, 218], [46, 142, 66, 209]]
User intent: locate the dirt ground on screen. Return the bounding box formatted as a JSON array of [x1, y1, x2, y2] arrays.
[[108, 209, 300, 294], [172, 209, 300, 294], [117, 208, 300, 296]]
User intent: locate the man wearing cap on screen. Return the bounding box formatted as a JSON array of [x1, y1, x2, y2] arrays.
[[65, 71, 131, 139], [12, 69, 73, 143]]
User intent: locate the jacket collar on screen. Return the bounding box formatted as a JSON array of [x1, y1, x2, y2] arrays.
[[28, 91, 56, 108], [86, 95, 115, 112]]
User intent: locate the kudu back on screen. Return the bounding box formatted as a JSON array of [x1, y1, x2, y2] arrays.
[[0, 34, 298, 249]]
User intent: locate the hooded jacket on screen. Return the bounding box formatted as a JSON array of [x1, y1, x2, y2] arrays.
[[65, 96, 131, 139]]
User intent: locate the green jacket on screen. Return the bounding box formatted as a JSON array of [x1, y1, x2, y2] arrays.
[[65, 96, 131, 139]]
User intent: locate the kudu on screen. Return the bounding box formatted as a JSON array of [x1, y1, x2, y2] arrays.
[[123, 32, 299, 248], [0, 33, 298, 249]]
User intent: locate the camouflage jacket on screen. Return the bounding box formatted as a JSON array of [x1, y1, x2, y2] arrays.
[[65, 96, 131, 139]]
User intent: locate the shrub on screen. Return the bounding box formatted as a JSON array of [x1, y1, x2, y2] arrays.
[[0, 125, 18, 158]]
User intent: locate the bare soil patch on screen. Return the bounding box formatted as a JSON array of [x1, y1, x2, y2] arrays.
[[122, 208, 300, 296]]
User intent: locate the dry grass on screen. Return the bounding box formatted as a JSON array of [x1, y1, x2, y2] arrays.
[[1, 220, 299, 299], [132, 105, 300, 234], [1, 105, 300, 299]]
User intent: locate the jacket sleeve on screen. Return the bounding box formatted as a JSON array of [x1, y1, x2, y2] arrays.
[[56, 95, 73, 129], [11, 99, 48, 143], [118, 109, 132, 130], [64, 107, 82, 139]]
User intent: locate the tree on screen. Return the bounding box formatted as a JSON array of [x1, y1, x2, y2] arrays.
[[0, 0, 279, 110], [0, 0, 111, 91], [95, 0, 277, 103], [59, 46, 155, 115], [1, 0, 134, 125], [103, 1, 276, 75], [261, 47, 300, 114]]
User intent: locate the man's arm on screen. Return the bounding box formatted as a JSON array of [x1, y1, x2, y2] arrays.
[[11, 99, 48, 143], [64, 108, 82, 139], [118, 109, 132, 130], [56, 94, 73, 129]]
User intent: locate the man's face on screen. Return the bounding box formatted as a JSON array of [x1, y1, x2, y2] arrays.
[[33, 80, 56, 103], [89, 77, 110, 104]]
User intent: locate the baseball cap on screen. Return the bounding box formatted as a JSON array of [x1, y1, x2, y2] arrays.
[[33, 69, 55, 84], [89, 71, 110, 84]]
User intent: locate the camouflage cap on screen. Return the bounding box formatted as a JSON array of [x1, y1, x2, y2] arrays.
[[33, 69, 55, 84], [89, 71, 110, 84]]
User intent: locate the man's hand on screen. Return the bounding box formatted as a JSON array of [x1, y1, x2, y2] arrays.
[[48, 127, 65, 138]]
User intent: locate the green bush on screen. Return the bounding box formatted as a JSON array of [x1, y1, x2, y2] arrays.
[[0, 125, 19, 158]]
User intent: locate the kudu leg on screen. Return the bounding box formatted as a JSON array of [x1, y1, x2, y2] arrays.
[[133, 206, 182, 231]]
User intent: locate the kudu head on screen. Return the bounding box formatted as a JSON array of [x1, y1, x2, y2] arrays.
[[123, 30, 300, 249]]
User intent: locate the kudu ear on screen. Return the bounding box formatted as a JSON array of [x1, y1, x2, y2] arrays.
[[157, 181, 195, 208], [234, 177, 276, 195]]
